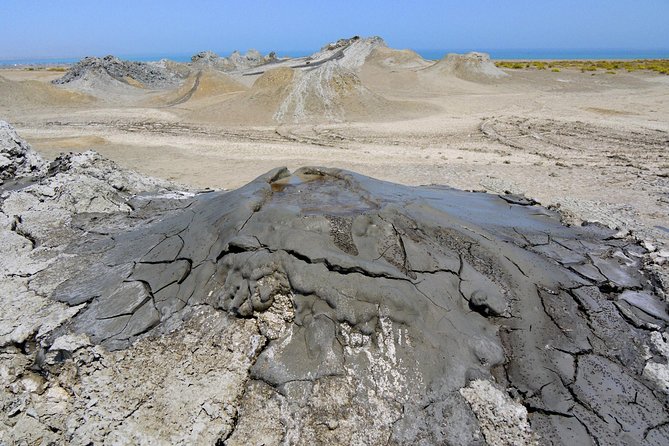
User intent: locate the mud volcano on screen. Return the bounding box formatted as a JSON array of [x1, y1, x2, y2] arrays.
[[45, 167, 669, 444]]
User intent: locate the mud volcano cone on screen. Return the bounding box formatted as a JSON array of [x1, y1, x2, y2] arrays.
[[51, 167, 668, 444]]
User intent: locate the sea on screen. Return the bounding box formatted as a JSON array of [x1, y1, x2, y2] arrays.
[[2, 49, 669, 66]]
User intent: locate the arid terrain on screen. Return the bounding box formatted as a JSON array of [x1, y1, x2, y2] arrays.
[[1, 37, 668, 445], [1, 39, 667, 252]]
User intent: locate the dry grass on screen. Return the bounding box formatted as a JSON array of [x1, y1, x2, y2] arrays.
[[23, 66, 68, 72], [496, 59, 669, 75]]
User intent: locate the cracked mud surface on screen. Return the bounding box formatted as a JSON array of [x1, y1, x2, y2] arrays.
[[480, 116, 669, 241], [0, 120, 666, 445], [2, 119, 668, 445]]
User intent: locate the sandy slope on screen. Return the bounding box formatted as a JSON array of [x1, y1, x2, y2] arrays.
[[0, 75, 94, 108], [146, 70, 248, 107]]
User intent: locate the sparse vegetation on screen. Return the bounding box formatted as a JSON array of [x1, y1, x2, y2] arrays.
[[495, 59, 669, 75], [23, 66, 67, 72]]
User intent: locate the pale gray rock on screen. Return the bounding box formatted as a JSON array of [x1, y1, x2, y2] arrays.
[[49, 333, 91, 353], [460, 379, 537, 445], [643, 331, 669, 394]]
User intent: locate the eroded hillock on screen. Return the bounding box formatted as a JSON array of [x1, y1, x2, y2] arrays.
[[53, 55, 186, 89], [426, 52, 509, 82]]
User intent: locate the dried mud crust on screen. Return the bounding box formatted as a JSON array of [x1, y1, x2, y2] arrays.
[[2, 121, 669, 445], [480, 116, 669, 167], [481, 116, 669, 240], [2, 154, 668, 444]]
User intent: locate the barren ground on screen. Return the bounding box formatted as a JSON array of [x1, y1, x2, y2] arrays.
[[1, 66, 668, 248]]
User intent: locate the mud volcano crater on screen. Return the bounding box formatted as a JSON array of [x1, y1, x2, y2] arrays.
[[49, 167, 669, 444]]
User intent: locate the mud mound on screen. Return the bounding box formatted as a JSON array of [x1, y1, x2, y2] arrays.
[[183, 37, 434, 124], [53, 67, 148, 98], [270, 36, 428, 123], [53, 55, 186, 89], [302, 35, 386, 71], [221, 37, 430, 124], [426, 52, 509, 82], [358, 47, 433, 97], [191, 49, 277, 72], [186, 67, 294, 124], [151, 70, 247, 106], [238, 67, 296, 115], [190, 64, 429, 125], [365, 46, 431, 70], [270, 36, 434, 123], [272, 63, 394, 123], [2, 119, 667, 444]]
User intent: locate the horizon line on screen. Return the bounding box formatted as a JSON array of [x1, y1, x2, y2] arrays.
[[2, 47, 669, 64]]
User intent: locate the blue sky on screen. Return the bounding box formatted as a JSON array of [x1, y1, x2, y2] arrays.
[[1, 0, 668, 59]]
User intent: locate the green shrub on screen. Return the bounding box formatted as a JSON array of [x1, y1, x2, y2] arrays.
[[495, 59, 669, 75]]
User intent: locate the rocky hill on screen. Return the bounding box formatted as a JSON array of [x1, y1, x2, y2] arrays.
[[53, 55, 187, 89], [191, 49, 278, 72]]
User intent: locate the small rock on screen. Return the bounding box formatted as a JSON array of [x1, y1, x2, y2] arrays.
[[469, 290, 507, 316], [20, 372, 46, 394], [643, 361, 669, 394], [46, 386, 70, 401], [643, 240, 657, 252], [460, 379, 538, 445], [7, 399, 25, 417], [50, 333, 91, 353]]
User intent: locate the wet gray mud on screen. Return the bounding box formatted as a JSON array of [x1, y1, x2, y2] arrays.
[[45, 166, 669, 445]]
